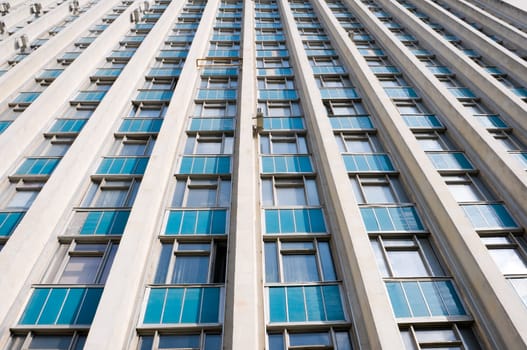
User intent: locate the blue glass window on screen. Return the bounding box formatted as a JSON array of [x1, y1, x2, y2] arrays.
[[448, 87, 477, 99], [80, 210, 130, 235], [19, 287, 103, 325], [119, 118, 163, 133], [72, 91, 107, 103], [427, 152, 474, 171], [319, 88, 359, 99], [261, 156, 312, 173], [179, 156, 231, 174], [196, 89, 237, 100], [461, 204, 518, 230], [165, 209, 228, 235], [11, 92, 41, 105], [36, 69, 63, 80], [50, 119, 87, 133], [384, 87, 419, 99], [268, 285, 345, 322], [0, 121, 11, 133], [329, 116, 374, 130], [135, 90, 173, 102], [92, 68, 122, 78], [15, 157, 60, 175], [263, 117, 304, 130], [188, 118, 234, 132], [0, 211, 25, 236], [264, 208, 326, 234], [143, 287, 221, 324], [258, 89, 298, 100], [360, 206, 424, 232], [386, 280, 466, 318], [146, 68, 182, 78], [96, 157, 149, 175], [402, 114, 443, 129], [342, 154, 394, 172]]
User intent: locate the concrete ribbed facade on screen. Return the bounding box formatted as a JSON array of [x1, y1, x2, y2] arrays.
[[0, 0, 526, 349]]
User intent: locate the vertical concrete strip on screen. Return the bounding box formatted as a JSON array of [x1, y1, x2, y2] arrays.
[[84, 0, 221, 348], [277, 0, 406, 348], [223, 1, 264, 349]]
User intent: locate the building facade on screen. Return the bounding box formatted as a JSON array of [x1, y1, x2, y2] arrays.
[[0, 0, 526, 348]]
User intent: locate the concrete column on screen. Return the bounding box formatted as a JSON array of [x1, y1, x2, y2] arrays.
[[83, 0, 221, 348], [358, 0, 527, 228], [331, 0, 527, 348], [404, 0, 527, 88], [223, 0, 264, 349], [277, 0, 406, 348], [0, 0, 141, 181], [0, 0, 194, 343], [378, 0, 527, 136], [0, 0, 125, 103], [0, 0, 92, 63], [466, 0, 527, 30], [440, 0, 527, 58]]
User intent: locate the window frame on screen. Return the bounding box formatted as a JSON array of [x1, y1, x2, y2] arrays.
[[154, 237, 227, 285], [264, 237, 338, 283]]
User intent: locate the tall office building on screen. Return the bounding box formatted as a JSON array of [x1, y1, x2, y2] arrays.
[[0, 0, 526, 348]]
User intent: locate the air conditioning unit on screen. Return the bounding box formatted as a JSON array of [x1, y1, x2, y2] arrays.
[[0, 21, 5, 34], [254, 107, 264, 132], [141, 1, 150, 11], [15, 34, 28, 50], [0, 2, 11, 15], [69, 0, 79, 14], [130, 8, 141, 23], [29, 2, 42, 15]]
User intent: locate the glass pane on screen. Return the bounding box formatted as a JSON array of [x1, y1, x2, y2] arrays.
[[262, 179, 273, 206], [283, 254, 319, 282], [363, 184, 396, 203], [187, 188, 217, 207], [121, 143, 147, 156], [273, 140, 297, 153], [196, 141, 222, 154], [289, 332, 330, 346], [96, 189, 128, 207], [158, 334, 200, 348], [335, 332, 353, 350], [281, 242, 313, 250], [488, 248, 527, 274], [276, 186, 306, 206], [415, 328, 457, 343], [400, 330, 418, 350], [448, 184, 482, 202], [480, 236, 510, 245], [178, 243, 211, 251], [265, 242, 279, 283], [305, 179, 319, 205], [318, 242, 337, 280], [268, 334, 284, 350], [7, 191, 38, 209], [371, 239, 390, 277], [204, 334, 222, 350], [172, 256, 209, 283], [46, 144, 70, 156], [139, 336, 154, 350], [28, 335, 72, 349], [387, 251, 429, 277], [60, 256, 101, 284], [346, 139, 373, 152], [99, 244, 118, 283]]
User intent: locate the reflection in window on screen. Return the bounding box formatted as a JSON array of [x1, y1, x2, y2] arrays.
[[265, 239, 336, 282]]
